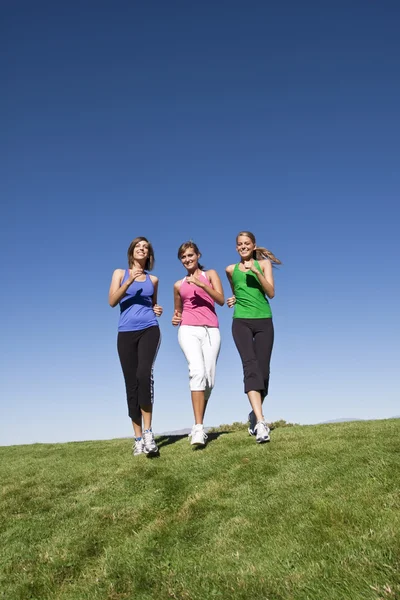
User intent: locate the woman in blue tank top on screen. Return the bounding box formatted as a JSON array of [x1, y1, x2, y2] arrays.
[[109, 237, 163, 456]]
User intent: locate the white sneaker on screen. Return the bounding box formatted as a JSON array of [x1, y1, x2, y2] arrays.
[[248, 411, 257, 436], [143, 430, 158, 454], [132, 438, 145, 456], [189, 424, 208, 447], [254, 421, 270, 444]]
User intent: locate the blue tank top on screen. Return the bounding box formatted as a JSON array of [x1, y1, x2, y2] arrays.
[[118, 271, 159, 332]]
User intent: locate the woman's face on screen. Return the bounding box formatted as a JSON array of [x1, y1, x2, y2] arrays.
[[236, 235, 255, 260], [132, 240, 149, 262], [180, 247, 199, 270]]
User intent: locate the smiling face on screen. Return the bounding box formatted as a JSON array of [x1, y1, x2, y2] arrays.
[[180, 247, 200, 271], [132, 240, 149, 262], [177, 241, 203, 272], [127, 236, 154, 270], [236, 235, 256, 261]]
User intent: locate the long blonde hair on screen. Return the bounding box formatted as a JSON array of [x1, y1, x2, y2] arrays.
[[236, 231, 282, 265]]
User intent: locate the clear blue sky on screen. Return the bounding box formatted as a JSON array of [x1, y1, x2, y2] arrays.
[[1, 1, 399, 445]]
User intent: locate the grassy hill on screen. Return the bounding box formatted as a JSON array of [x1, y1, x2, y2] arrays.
[[1, 419, 399, 600]]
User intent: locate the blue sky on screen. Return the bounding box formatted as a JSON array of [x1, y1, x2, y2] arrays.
[[1, 1, 399, 445]]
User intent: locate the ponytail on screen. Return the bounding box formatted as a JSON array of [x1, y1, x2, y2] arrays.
[[253, 246, 282, 265]]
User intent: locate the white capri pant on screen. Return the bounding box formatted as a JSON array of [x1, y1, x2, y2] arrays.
[[178, 325, 221, 400]]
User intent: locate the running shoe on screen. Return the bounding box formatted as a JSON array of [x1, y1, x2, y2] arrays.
[[254, 421, 270, 444], [248, 411, 257, 436], [132, 438, 145, 456], [189, 424, 208, 447], [143, 429, 159, 455]]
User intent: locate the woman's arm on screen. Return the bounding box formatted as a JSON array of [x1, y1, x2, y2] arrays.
[[202, 270, 225, 306], [172, 281, 183, 325], [149, 275, 163, 316], [249, 259, 275, 298], [150, 276, 159, 306], [225, 264, 236, 308], [108, 269, 128, 308]]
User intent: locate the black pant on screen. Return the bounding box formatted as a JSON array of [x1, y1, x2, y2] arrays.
[[117, 326, 161, 423], [232, 318, 274, 396]]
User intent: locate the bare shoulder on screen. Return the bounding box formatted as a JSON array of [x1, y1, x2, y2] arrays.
[[259, 259, 273, 275], [149, 274, 159, 285], [225, 264, 235, 274], [205, 268, 219, 278], [174, 279, 182, 289], [112, 268, 125, 280]]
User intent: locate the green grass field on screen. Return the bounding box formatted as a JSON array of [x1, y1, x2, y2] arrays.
[[1, 419, 399, 600]]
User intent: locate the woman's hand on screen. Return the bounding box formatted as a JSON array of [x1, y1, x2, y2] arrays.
[[153, 304, 163, 317], [172, 309, 182, 326], [243, 260, 259, 274], [226, 295, 236, 308], [127, 267, 144, 284], [185, 274, 203, 287]]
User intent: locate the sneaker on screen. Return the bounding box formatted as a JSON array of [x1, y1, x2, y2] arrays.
[[248, 411, 257, 436], [132, 438, 145, 456], [189, 424, 208, 447], [143, 429, 158, 455], [254, 421, 270, 444]]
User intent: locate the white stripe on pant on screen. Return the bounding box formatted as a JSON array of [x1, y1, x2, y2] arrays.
[[178, 325, 221, 400]]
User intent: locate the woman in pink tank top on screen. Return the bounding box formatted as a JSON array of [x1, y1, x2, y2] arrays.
[[172, 241, 224, 448]]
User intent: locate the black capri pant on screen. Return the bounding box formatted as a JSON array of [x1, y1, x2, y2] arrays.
[[232, 318, 274, 396], [117, 326, 161, 423]]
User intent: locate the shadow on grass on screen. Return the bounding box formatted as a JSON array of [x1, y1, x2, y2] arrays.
[[155, 430, 232, 451]]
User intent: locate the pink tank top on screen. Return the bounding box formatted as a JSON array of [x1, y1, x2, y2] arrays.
[[180, 272, 219, 327]]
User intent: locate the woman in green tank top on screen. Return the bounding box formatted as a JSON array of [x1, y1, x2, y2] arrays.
[[226, 231, 281, 444]]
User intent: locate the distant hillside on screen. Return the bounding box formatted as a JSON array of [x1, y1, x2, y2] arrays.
[[320, 417, 363, 423], [157, 427, 192, 436]]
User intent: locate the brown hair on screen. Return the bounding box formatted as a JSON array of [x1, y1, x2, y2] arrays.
[[236, 231, 282, 265], [127, 237, 155, 271], [177, 241, 205, 271]]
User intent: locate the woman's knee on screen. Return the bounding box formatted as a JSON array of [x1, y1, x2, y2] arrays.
[[136, 366, 153, 386], [242, 358, 259, 377], [189, 367, 206, 390]]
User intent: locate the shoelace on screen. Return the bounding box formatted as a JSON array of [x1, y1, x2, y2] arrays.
[[144, 431, 155, 444], [190, 427, 208, 441], [133, 439, 144, 453], [255, 422, 269, 435]]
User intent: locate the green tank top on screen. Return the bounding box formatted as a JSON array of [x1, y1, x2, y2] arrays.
[[232, 260, 272, 319]]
